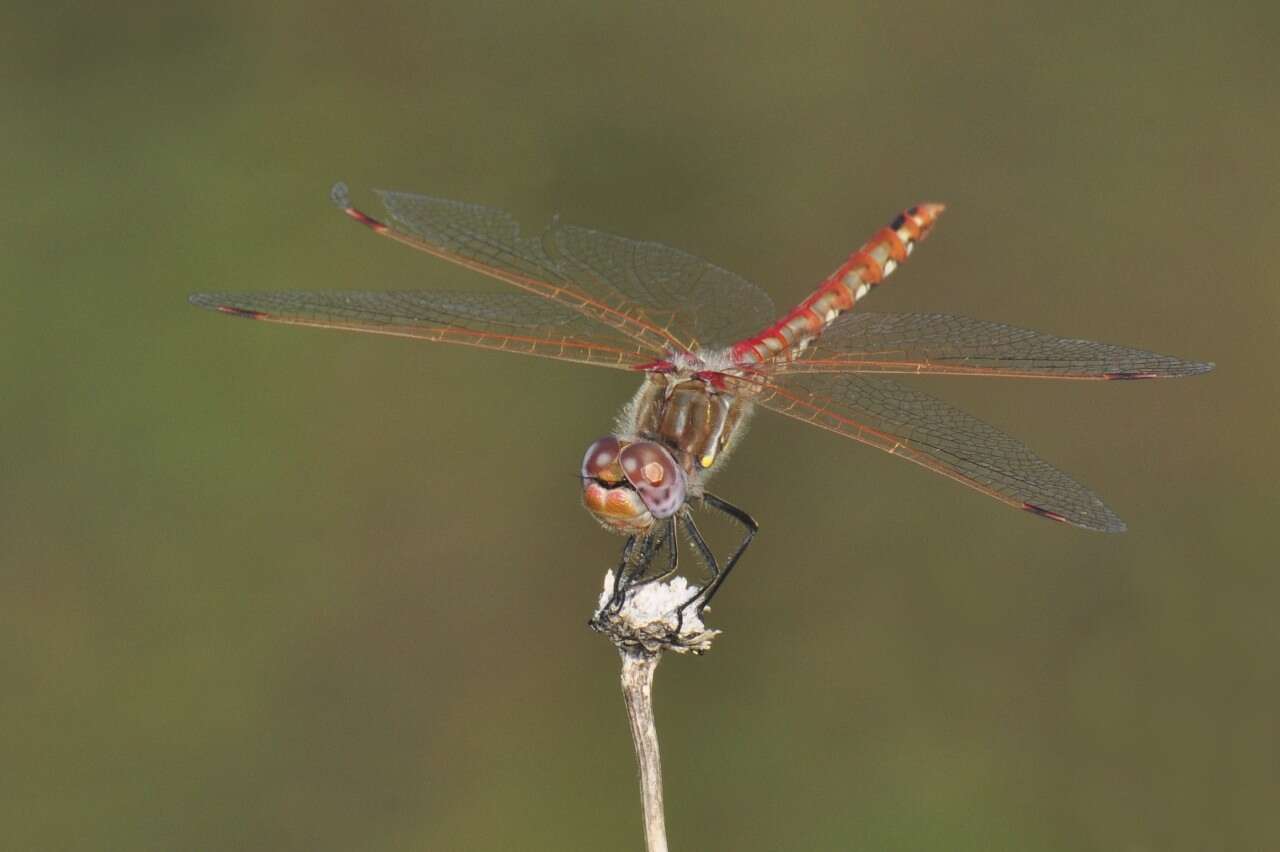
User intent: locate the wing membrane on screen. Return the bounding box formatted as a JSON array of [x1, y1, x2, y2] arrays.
[[188, 290, 655, 370], [735, 371, 1126, 532], [778, 312, 1214, 379], [545, 220, 777, 350], [362, 186, 775, 353]]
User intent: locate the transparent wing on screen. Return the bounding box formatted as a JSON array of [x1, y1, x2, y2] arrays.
[[735, 371, 1126, 532], [776, 312, 1215, 379], [546, 220, 778, 350], [361, 185, 776, 353], [188, 290, 656, 370]]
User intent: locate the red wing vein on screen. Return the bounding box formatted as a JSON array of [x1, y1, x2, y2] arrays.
[[736, 371, 1126, 532], [369, 188, 775, 354], [777, 313, 1214, 379], [189, 290, 654, 370]]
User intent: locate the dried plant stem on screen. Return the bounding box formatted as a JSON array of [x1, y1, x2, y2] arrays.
[[619, 648, 668, 852], [591, 572, 720, 851]]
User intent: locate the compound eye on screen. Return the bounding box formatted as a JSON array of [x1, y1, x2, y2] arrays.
[[619, 441, 686, 519], [582, 436, 624, 484]]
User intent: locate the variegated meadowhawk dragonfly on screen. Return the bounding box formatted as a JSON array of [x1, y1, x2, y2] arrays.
[[191, 184, 1212, 618]]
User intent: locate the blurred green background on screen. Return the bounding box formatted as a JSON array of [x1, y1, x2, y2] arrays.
[[3, 1, 1276, 849]]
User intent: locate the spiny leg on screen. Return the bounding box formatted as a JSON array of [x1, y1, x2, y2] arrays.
[[675, 510, 718, 631], [606, 535, 640, 612], [629, 516, 680, 591], [608, 520, 674, 612], [694, 492, 759, 610], [673, 493, 759, 625], [616, 532, 660, 607]]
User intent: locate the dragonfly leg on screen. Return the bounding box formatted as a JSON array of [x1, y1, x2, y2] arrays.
[[608, 522, 673, 612], [675, 510, 718, 633], [606, 535, 640, 612], [628, 516, 680, 590], [676, 493, 759, 626], [695, 492, 758, 611]]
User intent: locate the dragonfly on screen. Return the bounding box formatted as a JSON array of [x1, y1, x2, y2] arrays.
[[191, 183, 1212, 618]]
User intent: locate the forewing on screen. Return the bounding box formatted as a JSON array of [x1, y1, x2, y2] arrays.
[[371, 187, 775, 353], [736, 371, 1126, 532], [188, 290, 655, 370], [546, 222, 777, 350], [777, 312, 1215, 379]]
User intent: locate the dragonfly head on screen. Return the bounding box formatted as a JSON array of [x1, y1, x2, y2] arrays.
[[581, 436, 686, 533]]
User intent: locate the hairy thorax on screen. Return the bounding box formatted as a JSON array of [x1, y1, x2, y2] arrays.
[[619, 364, 754, 481]]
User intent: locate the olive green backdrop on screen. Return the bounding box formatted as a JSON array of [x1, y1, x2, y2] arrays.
[[4, 1, 1276, 849]]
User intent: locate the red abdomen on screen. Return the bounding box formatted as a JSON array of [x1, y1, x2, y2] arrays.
[[732, 203, 945, 365]]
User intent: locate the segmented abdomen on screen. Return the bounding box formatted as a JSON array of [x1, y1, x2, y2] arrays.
[[731, 203, 945, 365]]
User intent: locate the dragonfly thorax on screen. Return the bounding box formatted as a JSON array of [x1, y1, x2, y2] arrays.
[[582, 368, 755, 534], [625, 372, 754, 475]]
